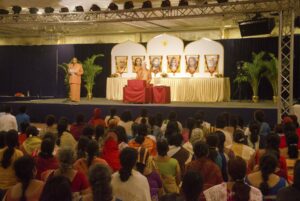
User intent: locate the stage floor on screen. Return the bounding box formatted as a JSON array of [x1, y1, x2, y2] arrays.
[[2, 98, 278, 126]]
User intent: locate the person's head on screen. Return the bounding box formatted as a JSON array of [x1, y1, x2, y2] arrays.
[[121, 110, 132, 122], [287, 134, 299, 159], [293, 160, 300, 190], [289, 115, 299, 128], [39, 138, 55, 159], [71, 57, 78, 64], [39, 175, 72, 201], [14, 156, 36, 201], [109, 108, 117, 117], [107, 118, 117, 129], [115, 126, 128, 144], [168, 133, 183, 147], [119, 147, 138, 182], [82, 125, 95, 139], [18, 105, 27, 114], [57, 117, 68, 135], [186, 117, 195, 131], [259, 153, 278, 195], [181, 171, 203, 201], [194, 111, 204, 122], [45, 115, 56, 127], [20, 122, 30, 134], [228, 156, 250, 201], [0, 131, 6, 149], [140, 108, 148, 118], [157, 139, 169, 157], [134, 57, 142, 66], [92, 108, 101, 119], [254, 110, 265, 122], [25, 125, 39, 138], [229, 115, 238, 129], [58, 148, 75, 173], [75, 114, 85, 124], [193, 141, 209, 159], [152, 57, 160, 68], [86, 140, 100, 167], [266, 133, 280, 151], [215, 114, 227, 129], [4, 105, 12, 114], [88, 164, 113, 201], [155, 113, 163, 127], [168, 111, 177, 121], [188, 57, 197, 68], [95, 125, 105, 141], [1, 130, 18, 168], [206, 133, 219, 163], [77, 136, 90, 159], [136, 147, 150, 174], [236, 115, 244, 129], [134, 124, 148, 144], [215, 130, 225, 153], [233, 129, 246, 144], [170, 57, 178, 68], [249, 121, 260, 147]]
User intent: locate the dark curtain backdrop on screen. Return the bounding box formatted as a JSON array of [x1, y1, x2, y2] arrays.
[[0, 36, 299, 99]]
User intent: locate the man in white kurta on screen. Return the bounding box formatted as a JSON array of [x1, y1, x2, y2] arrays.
[[0, 106, 17, 131]]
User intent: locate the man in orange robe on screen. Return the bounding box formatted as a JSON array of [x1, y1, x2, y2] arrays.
[[136, 62, 152, 85], [68, 57, 84, 102]]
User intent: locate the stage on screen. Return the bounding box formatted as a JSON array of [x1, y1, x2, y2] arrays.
[[1, 97, 278, 127]]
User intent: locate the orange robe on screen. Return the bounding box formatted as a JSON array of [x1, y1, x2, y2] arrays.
[[136, 69, 152, 84], [68, 63, 84, 102]]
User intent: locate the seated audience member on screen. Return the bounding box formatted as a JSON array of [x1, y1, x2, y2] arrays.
[[4, 156, 44, 201], [88, 108, 105, 128], [167, 133, 191, 175], [35, 138, 59, 180], [39, 175, 73, 201], [15, 106, 30, 132], [135, 108, 149, 124], [215, 114, 233, 148], [182, 126, 204, 155], [0, 131, 5, 149], [161, 111, 183, 135], [215, 131, 235, 182], [0, 106, 17, 132], [231, 129, 255, 164], [254, 110, 271, 148], [247, 121, 260, 150], [191, 120, 207, 140], [20, 126, 42, 156], [204, 156, 262, 201], [159, 193, 184, 201], [41, 148, 90, 194], [206, 134, 222, 169], [82, 125, 95, 140], [136, 147, 162, 201], [18, 122, 29, 145], [95, 125, 105, 150], [289, 114, 300, 144], [118, 110, 134, 138], [280, 133, 299, 159], [194, 111, 211, 131], [246, 153, 287, 201], [76, 136, 90, 160], [79, 164, 113, 201], [154, 140, 181, 193], [104, 108, 120, 127], [70, 114, 86, 141], [0, 130, 23, 198], [115, 126, 128, 151], [181, 171, 203, 201], [102, 130, 120, 172], [56, 117, 77, 151], [181, 118, 195, 143], [277, 160, 300, 201], [39, 115, 57, 139], [186, 142, 223, 201], [129, 124, 157, 156], [74, 140, 108, 176], [279, 120, 296, 148], [111, 147, 151, 201]]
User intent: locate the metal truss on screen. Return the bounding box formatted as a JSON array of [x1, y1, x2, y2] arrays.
[[277, 0, 295, 121], [0, 0, 286, 25]]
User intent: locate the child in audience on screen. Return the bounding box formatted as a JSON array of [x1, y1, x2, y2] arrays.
[[20, 125, 42, 156]]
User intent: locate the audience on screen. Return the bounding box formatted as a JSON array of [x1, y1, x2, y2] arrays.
[[118, 110, 134, 138], [76, 136, 90, 160], [115, 125, 128, 151], [181, 171, 203, 201], [15, 106, 30, 132], [4, 156, 44, 201], [206, 133, 222, 169], [70, 114, 86, 141], [0, 106, 17, 132], [102, 129, 120, 172], [57, 117, 77, 151], [95, 125, 105, 150], [104, 108, 120, 127], [215, 114, 233, 148], [135, 108, 149, 124], [161, 111, 183, 135], [247, 121, 260, 150], [39, 115, 57, 139], [88, 108, 105, 128], [18, 122, 29, 145], [20, 125, 42, 156], [254, 110, 271, 148], [111, 147, 151, 201]]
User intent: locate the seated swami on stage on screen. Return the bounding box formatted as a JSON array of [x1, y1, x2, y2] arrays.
[[136, 62, 152, 84]]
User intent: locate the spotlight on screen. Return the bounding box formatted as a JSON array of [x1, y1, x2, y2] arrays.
[[0, 9, 9, 14], [161, 0, 171, 8], [238, 17, 275, 37], [90, 4, 101, 11], [75, 6, 84, 12], [60, 7, 69, 13], [124, 1, 134, 10], [108, 3, 118, 11], [44, 7, 54, 14], [142, 1, 152, 9], [29, 7, 39, 14], [178, 0, 188, 6], [12, 6, 22, 14]]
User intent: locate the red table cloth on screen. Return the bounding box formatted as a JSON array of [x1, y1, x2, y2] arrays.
[[152, 86, 171, 104]]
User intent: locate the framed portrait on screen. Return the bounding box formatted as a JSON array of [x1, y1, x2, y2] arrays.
[[132, 56, 145, 73], [149, 56, 163, 75], [185, 55, 199, 76], [167, 55, 181, 74], [204, 54, 219, 76], [115, 56, 128, 75]]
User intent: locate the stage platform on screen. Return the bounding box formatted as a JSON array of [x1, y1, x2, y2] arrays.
[[1, 98, 278, 127]]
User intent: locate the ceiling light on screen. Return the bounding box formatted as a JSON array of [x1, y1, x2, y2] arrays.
[[44, 7, 54, 14], [161, 0, 171, 8], [90, 4, 101, 11], [75, 6, 84, 12], [124, 1, 134, 10], [142, 1, 152, 9], [108, 3, 118, 11]]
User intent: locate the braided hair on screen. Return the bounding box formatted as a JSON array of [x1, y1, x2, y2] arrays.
[[1, 130, 18, 168], [119, 148, 137, 182], [259, 153, 278, 195]]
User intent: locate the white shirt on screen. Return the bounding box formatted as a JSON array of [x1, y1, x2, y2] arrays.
[[111, 169, 151, 201], [161, 120, 183, 134], [0, 113, 17, 131], [118, 120, 134, 137]]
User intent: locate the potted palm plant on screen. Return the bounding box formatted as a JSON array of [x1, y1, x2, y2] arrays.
[[234, 52, 265, 103], [262, 53, 278, 103], [82, 54, 103, 100], [58, 63, 70, 98]]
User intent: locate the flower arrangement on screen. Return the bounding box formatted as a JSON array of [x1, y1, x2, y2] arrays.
[[161, 73, 168, 78]]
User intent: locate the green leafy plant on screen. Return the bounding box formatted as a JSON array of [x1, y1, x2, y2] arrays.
[[262, 53, 278, 96], [58, 63, 70, 97], [82, 54, 103, 99]]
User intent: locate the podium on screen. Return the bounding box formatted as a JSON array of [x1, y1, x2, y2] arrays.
[[123, 80, 152, 103]]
